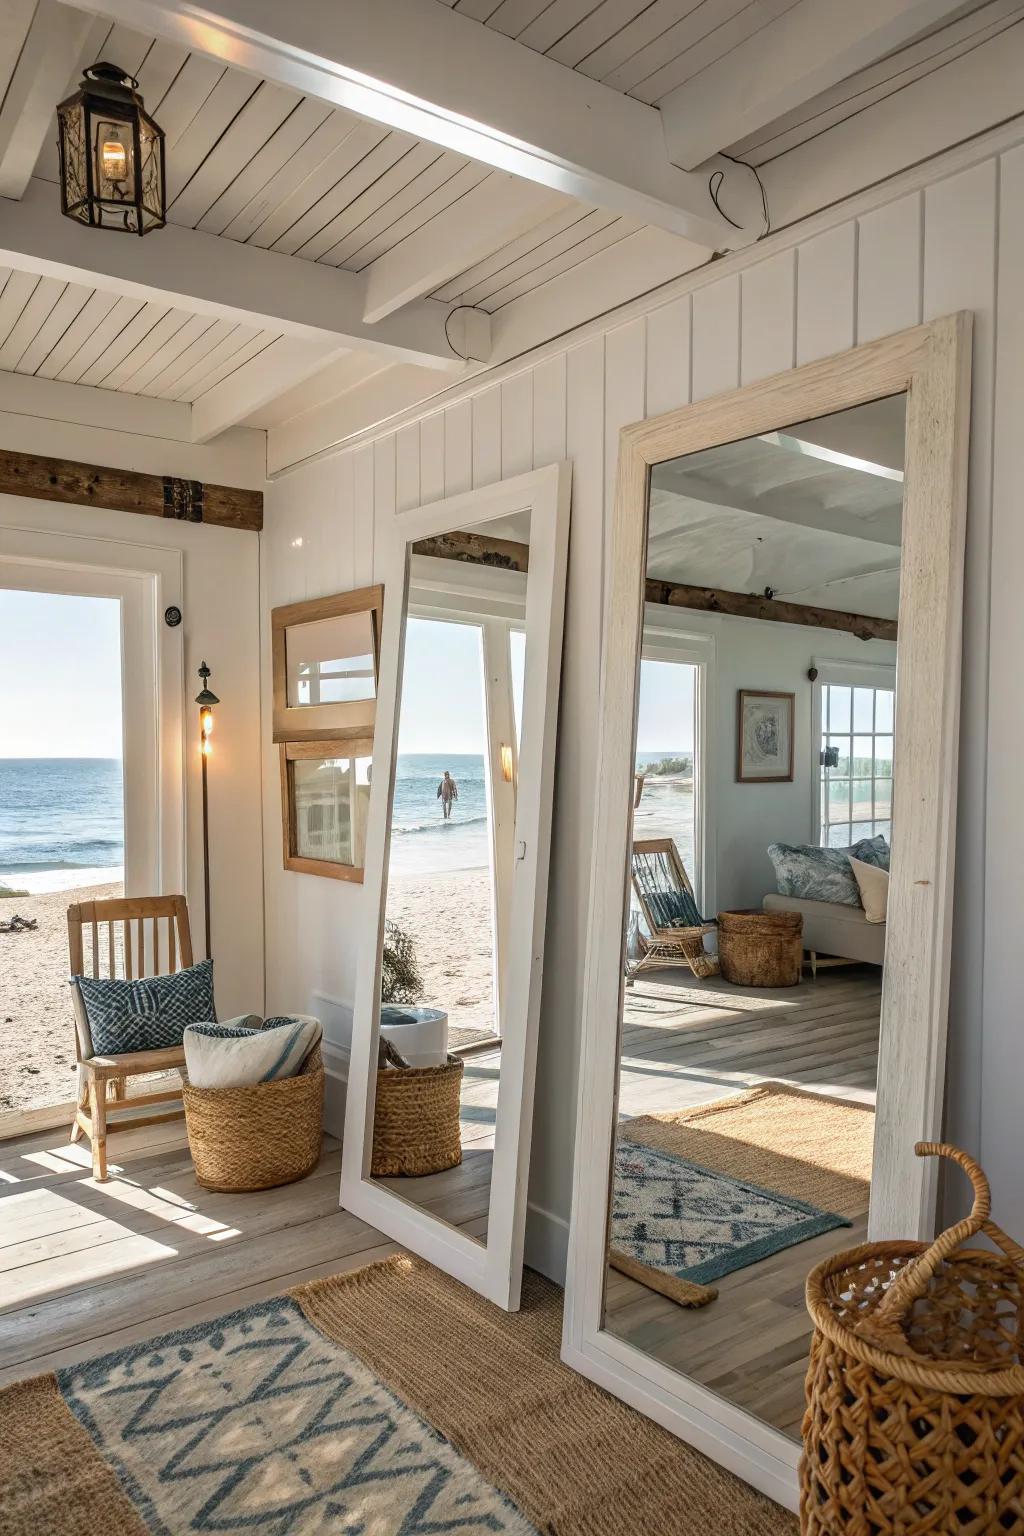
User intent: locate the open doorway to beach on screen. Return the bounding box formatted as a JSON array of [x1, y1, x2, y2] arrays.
[[0, 587, 124, 1132]]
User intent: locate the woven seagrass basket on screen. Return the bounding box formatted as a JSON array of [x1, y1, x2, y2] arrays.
[[182, 1042, 324, 1193], [801, 1142, 1024, 1536], [371, 1053, 464, 1177], [718, 907, 803, 987]]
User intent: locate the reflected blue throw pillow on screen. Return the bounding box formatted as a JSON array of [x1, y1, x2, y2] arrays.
[[768, 836, 889, 907], [73, 958, 216, 1056]]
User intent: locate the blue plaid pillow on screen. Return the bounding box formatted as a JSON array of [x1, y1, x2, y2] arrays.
[[73, 959, 216, 1056]]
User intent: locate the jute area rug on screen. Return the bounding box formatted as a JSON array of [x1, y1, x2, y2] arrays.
[[0, 1255, 795, 1536], [611, 1082, 874, 1309]]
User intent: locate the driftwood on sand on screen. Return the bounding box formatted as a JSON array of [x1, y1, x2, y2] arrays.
[[0, 914, 37, 933]]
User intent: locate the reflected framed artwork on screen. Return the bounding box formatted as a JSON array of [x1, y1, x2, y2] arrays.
[[736, 689, 794, 782]]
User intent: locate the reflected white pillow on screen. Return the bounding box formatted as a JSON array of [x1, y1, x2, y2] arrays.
[[184, 1014, 321, 1089], [848, 856, 889, 924]]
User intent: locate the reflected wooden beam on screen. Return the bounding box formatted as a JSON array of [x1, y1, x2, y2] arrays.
[[412, 530, 529, 571], [644, 578, 897, 641]]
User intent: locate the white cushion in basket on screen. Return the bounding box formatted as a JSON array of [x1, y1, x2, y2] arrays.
[[183, 1014, 322, 1089]]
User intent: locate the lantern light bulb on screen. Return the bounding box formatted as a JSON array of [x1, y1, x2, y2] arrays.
[[101, 138, 127, 181]]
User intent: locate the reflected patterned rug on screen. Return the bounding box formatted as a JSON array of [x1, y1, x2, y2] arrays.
[[0, 1256, 796, 1536], [611, 1083, 872, 1308]]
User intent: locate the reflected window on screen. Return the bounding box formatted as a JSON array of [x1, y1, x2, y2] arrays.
[[819, 681, 895, 847]]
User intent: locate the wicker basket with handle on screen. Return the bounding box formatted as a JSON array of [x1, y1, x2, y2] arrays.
[[182, 1041, 324, 1193], [801, 1142, 1024, 1536], [371, 1052, 464, 1177]]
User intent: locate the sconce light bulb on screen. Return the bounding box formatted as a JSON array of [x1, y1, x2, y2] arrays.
[[200, 707, 214, 737], [202, 737, 212, 757], [500, 743, 514, 783]]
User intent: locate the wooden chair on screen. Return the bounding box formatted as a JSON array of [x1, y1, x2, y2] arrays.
[[68, 894, 194, 1181], [628, 838, 719, 983]]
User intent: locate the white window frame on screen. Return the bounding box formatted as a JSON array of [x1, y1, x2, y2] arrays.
[[810, 656, 897, 848]]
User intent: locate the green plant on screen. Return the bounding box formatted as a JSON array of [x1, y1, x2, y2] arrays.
[[380, 919, 424, 1004]]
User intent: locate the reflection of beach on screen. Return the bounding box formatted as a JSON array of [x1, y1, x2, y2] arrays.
[[632, 778, 695, 871], [385, 867, 496, 1038]]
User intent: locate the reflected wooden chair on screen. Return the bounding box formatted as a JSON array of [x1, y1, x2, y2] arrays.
[[628, 838, 719, 983], [67, 894, 194, 1181]]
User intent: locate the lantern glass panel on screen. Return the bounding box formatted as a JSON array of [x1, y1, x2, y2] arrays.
[[57, 98, 90, 222]]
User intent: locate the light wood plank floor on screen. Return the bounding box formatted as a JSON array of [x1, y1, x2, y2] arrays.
[[605, 964, 881, 1440], [0, 1115, 490, 1390]]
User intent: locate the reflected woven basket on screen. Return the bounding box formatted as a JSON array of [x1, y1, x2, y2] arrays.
[[801, 1142, 1024, 1535], [371, 1053, 464, 1177], [182, 1043, 324, 1193]]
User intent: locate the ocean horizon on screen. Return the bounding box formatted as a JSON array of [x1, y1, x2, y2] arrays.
[[0, 757, 124, 890]]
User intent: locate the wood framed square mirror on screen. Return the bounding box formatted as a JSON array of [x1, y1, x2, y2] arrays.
[[272, 584, 383, 744]]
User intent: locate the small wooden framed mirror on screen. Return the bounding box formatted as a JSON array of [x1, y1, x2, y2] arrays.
[[272, 584, 383, 743], [280, 737, 374, 883]]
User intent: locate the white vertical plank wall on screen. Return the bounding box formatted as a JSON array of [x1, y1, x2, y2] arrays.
[[263, 136, 1023, 1262]]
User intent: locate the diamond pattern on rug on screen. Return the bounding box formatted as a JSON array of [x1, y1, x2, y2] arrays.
[[612, 1140, 850, 1290], [59, 1298, 535, 1535]]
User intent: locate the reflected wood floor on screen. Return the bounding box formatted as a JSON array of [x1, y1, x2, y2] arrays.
[[606, 964, 881, 1440], [0, 1116, 490, 1390]]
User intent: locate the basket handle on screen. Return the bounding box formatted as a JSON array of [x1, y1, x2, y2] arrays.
[[867, 1143, 1024, 1336]]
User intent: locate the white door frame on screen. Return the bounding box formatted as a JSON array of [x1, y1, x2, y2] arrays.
[[562, 316, 972, 1510], [341, 463, 571, 1311], [0, 527, 185, 900]]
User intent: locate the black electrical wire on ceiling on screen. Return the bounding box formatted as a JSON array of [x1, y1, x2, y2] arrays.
[[709, 152, 771, 240]]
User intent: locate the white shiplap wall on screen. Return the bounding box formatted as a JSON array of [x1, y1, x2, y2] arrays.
[[262, 134, 1020, 1270]]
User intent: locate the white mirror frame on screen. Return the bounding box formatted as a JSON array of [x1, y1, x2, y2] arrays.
[[562, 316, 972, 1509], [341, 462, 572, 1311]]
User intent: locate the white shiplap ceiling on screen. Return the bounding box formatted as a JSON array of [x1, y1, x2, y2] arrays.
[[0, 0, 1017, 446], [0, 267, 283, 400], [444, 0, 1013, 115]]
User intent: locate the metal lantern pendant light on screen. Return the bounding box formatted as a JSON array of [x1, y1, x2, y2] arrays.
[[57, 62, 165, 235]]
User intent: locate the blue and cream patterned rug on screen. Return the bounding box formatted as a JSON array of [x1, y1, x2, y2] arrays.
[[58, 1297, 533, 1535], [0, 1256, 797, 1536], [611, 1138, 851, 1308]]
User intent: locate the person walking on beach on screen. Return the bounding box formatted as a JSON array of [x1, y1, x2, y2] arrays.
[[437, 770, 458, 820]]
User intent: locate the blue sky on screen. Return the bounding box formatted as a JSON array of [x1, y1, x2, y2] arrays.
[[636, 658, 695, 754], [398, 617, 488, 753], [1, 590, 122, 758]]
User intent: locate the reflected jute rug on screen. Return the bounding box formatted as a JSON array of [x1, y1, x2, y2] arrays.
[[611, 1082, 873, 1308], [0, 1254, 795, 1536]]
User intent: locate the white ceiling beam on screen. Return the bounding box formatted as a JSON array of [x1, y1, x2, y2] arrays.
[[78, 0, 755, 248], [363, 177, 568, 323], [760, 18, 1024, 228], [0, 178, 463, 369], [190, 336, 348, 443], [660, 0, 971, 171], [0, 1, 98, 198], [0, 365, 194, 438]]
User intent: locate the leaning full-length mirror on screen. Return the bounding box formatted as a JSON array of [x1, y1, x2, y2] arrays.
[[563, 317, 971, 1509], [606, 395, 905, 1439], [342, 465, 571, 1311]]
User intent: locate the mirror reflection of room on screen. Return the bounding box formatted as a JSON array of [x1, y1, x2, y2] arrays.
[[605, 396, 904, 1439], [371, 514, 530, 1239]]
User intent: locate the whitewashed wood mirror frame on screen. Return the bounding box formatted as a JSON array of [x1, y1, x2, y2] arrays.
[[341, 462, 571, 1311], [562, 316, 972, 1510]]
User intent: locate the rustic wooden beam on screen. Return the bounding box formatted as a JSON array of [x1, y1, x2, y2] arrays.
[[0, 447, 262, 530], [643, 577, 897, 641], [412, 530, 529, 571]]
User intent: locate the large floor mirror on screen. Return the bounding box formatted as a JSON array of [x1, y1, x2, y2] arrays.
[[564, 317, 971, 1507], [342, 464, 571, 1311]]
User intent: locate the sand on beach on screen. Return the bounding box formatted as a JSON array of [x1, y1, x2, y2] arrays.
[[385, 866, 497, 1040], [0, 878, 123, 1116]]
